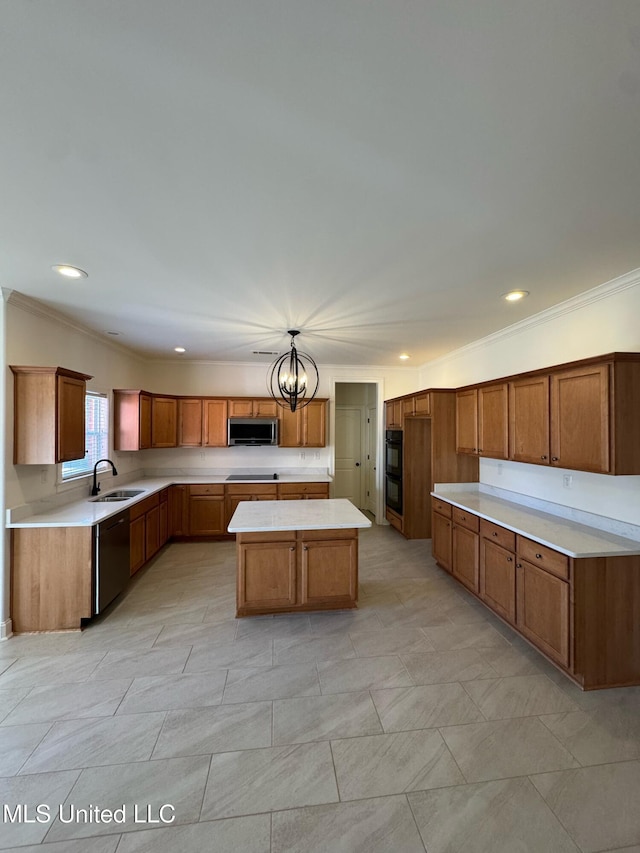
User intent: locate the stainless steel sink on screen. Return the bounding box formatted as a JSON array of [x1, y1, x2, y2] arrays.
[[91, 489, 145, 502]]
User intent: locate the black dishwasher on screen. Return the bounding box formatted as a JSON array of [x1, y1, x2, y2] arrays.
[[95, 509, 131, 614]]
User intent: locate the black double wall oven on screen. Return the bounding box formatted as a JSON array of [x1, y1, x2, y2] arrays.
[[385, 429, 403, 515]]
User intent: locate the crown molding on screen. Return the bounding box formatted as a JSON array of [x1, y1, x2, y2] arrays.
[[3, 289, 146, 362], [419, 266, 640, 371]]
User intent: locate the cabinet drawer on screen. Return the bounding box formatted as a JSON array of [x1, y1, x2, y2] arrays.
[[237, 530, 297, 544], [481, 519, 515, 552], [432, 499, 452, 518], [452, 506, 479, 532], [516, 536, 569, 580], [279, 482, 329, 496], [189, 484, 225, 496], [130, 493, 160, 520], [227, 484, 278, 497]]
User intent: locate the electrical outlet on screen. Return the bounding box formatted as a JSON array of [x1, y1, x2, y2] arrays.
[[40, 468, 47, 484], [199, 451, 205, 459], [497, 462, 503, 476], [563, 474, 573, 489], [300, 451, 306, 460], [314, 451, 320, 460]]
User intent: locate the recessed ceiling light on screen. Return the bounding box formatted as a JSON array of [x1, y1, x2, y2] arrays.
[[174, 346, 186, 353], [52, 264, 88, 279], [399, 353, 410, 360], [502, 290, 529, 302]]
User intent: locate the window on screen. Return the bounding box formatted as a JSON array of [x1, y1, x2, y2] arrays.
[[61, 392, 110, 480]]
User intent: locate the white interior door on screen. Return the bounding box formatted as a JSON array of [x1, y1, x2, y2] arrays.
[[334, 406, 363, 507]]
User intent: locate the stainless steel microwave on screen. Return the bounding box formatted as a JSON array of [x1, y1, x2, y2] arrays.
[[227, 418, 279, 446]]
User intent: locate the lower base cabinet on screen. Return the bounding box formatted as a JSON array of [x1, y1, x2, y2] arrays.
[[516, 558, 570, 667], [130, 490, 167, 576], [432, 501, 640, 689], [236, 529, 358, 616]]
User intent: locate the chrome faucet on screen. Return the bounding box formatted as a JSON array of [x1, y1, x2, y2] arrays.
[[91, 459, 118, 496]]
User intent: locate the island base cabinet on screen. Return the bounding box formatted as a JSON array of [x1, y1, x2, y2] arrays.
[[516, 559, 570, 669], [237, 539, 297, 613], [300, 537, 357, 607], [236, 529, 358, 616]]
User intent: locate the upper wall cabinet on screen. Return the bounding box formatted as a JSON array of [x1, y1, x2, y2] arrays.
[[509, 375, 550, 464], [114, 390, 152, 451], [460, 353, 640, 475], [228, 398, 279, 418], [279, 399, 327, 447], [385, 400, 402, 429], [455, 383, 508, 459], [11, 366, 93, 464], [178, 398, 228, 447], [150, 396, 177, 448]]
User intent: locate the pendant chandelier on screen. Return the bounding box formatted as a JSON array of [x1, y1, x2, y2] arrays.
[[268, 330, 319, 413]]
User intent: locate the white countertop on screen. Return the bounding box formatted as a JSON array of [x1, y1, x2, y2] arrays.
[[228, 498, 372, 533], [432, 484, 640, 558], [7, 472, 332, 529]]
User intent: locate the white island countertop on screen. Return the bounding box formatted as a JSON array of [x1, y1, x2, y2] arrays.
[[432, 484, 640, 558], [228, 498, 372, 533]]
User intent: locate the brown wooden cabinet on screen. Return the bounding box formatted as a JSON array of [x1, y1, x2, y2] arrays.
[[516, 557, 570, 668], [10, 366, 92, 464], [11, 526, 93, 631], [385, 399, 402, 429], [299, 533, 358, 607], [158, 489, 169, 546], [431, 507, 452, 572], [114, 390, 152, 451], [277, 482, 329, 500], [237, 534, 298, 613], [178, 399, 228, 447], [225, 484, 278, 531], [451, 508, 479, 593], [279, 399, 327, 447], [456, 383, 508, 458], [168, 485, 188, 536], [129, 492, 161, 575], [509, 374, 550, 464], [478, 383, 508, 458], [203, 399, 228, 446], [550, 363, 609, 473], [151, 396, 177, 448], [189, 485, 226, 536], [236, 528, 358, 616], [479, 518, 517, 623], [455, 388, 478, 455], [178, 399, 204, 446], [228, 398, 278, 418]]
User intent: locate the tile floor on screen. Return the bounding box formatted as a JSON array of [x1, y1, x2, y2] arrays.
[[1, 522, 640, 852]]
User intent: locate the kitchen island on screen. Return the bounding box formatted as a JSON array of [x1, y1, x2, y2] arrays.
[[228, 498, 372, 616]]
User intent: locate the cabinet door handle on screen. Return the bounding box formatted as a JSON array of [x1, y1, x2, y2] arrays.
[[492, 532, 498, 537], [506, 556, 513, 562], [303, 545, 308, 551], [551, 456, 558, 462], [290, 546, 295, 551], [535, 553, 543, 559], [541, 455, 547, 460], [516, 562, 522, 568]]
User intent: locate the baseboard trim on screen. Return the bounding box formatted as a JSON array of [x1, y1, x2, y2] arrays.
[[0, 619, 13, 640]]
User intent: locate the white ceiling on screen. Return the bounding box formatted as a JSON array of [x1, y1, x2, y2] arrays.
[[2, 0, 640, 367]]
